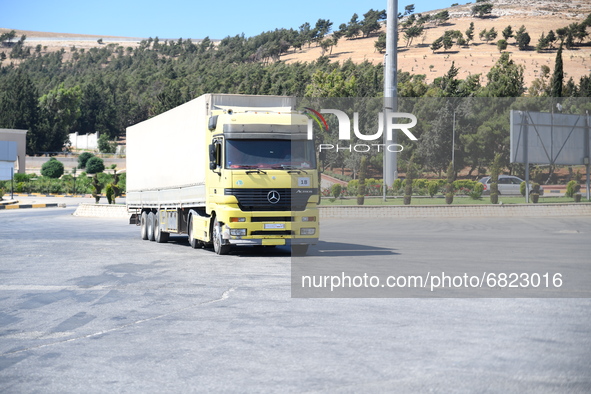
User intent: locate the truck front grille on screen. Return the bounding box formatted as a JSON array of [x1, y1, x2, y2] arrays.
[[225, 188, 316, 212]]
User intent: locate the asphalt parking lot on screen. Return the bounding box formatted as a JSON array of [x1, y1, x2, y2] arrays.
[[0, 206, 590, 392]]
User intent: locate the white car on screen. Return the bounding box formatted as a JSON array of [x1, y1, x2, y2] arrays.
[[477, 175, 544, 195]]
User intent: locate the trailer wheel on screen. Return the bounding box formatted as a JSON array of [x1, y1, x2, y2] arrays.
[[188, 215, 201, 249], [154, 210, 169, 243], [140, 211, 149, 240], [147, 211, 156, 241], [212, 218, 230, 255]]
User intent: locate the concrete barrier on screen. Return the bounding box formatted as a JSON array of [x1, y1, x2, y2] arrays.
[[318, 203, 591, 218], [73, 203, 130, 218]]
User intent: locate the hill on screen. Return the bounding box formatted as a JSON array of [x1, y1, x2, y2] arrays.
[[283, 0, 591, 88], [2, 1, 591, 90]]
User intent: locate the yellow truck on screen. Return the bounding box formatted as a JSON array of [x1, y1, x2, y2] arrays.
[[126, 94, 318, 255]]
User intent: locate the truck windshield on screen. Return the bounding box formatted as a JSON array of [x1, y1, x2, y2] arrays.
[[225, 139, 316, 170]]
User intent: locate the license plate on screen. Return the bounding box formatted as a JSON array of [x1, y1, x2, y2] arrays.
[[264, 223, 285, 229]]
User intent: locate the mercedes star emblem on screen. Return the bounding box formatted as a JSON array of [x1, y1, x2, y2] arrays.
[[267, 190, 281, 204]]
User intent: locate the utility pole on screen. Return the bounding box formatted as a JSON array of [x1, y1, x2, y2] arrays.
[[383, 0, 398, 201], [452, 111, 456, 170]]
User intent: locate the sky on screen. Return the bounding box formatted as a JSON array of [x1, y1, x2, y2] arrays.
[[1, 0, 456, 40]]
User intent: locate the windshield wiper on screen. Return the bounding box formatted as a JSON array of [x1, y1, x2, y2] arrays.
[[270, 164, 308, 174], [245, 168, 267, 174]]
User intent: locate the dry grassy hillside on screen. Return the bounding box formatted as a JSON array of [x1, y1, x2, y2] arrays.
[[0, 29, 142, 63], [283, 0, 591, 89], [2, 0, 591, 90]]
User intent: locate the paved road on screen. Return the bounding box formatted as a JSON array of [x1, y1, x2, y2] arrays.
[[0, 207, 590, 392]]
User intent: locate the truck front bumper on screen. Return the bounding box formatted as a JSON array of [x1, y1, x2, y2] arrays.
[[225, 237, 319, 247]]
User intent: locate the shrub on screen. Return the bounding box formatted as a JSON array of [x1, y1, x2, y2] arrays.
[[331, 183, 342, 199], [41, 158, 64, 179], [520, 181, 527, 196], [453, 180, 477, 191], [49, 179, 64, 194], [427, 180, 439, 197], [106, 184, 115, 204], [531, 182, 541, 204], [413, 179, 428, 190], [13, 173, 30, 182], [531, 182, 540, 193], [365, 178, 383, 196], [565, 180, 580, 198], [357, 156, 367, 205], [445, 161, 455, 204], [78, 152, 94, 169], [469, 182, 484, 200], [404, 155, 414, 205], [91, 175, 102, 203], [393, 178, 402, 194], [489, 153, 501, 204], [0, 188, 4, 200], [347, 179, 359, 195], [86, 157, 105, 174]]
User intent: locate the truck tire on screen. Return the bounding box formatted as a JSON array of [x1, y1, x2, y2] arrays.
[[140, 211, 149, 240], [188, 215, 200, 249], [291, 244, 309, 256], [154, 210, 169, 243], [212, 218, 230, 255], [147, 211, 156, 242]]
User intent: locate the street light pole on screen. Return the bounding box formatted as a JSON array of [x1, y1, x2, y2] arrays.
[[452, 111, 456, 170], [383, 0, 398, 201]]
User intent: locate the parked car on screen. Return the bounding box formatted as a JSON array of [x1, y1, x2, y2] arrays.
[[477, 175, 544, 195]]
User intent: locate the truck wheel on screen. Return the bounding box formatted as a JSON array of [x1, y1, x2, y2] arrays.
[[212, 218, 230, 255], [154, 211, 169, 243], [188, 215, 200, 249], [147, 211, 156, 242], [291, 245, 309, 256], [140, 211, 149, 240]]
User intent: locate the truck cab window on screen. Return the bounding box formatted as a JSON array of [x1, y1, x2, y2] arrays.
[[225, 139, 315, 170]]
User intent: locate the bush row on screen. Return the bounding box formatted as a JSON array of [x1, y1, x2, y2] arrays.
[[0, 172, 126, 196], [322, 178, 480, 198]]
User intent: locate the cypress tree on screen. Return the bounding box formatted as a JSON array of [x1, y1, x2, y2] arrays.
[[550, 44, 564, 97]]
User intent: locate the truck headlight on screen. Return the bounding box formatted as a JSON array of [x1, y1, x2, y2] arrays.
[[301, 216, 316, 222], [230, 229, 247, 236], [230, 217, 246, 222], [300, 228, 316, 235]]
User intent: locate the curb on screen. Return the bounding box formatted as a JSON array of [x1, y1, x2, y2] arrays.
[[70, 203, 591, 219], [318, 203, 591, 218], [0, 203, 66, 210], [12, 193, 93, 198]]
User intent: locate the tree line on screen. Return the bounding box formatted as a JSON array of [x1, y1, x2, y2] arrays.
[[0, 5, 590, 180]]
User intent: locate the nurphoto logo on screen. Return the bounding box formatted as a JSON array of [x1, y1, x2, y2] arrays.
[[304, 107, 418, 153]]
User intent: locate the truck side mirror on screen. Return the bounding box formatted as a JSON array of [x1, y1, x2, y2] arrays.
[[209, 144, 217, 170], [209, 144, 216, 162], [209, 143, 220, 171], [208, 115, 218, 131]]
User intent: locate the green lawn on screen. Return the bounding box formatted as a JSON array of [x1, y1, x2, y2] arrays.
[[319, 196, 591, 206]]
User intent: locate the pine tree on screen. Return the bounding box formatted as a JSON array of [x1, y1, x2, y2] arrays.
[[465, 22, 475, 44], [502, 25, 514, 41]]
